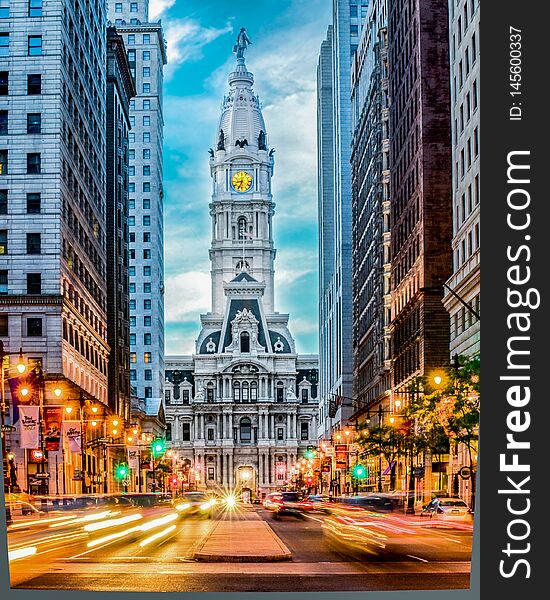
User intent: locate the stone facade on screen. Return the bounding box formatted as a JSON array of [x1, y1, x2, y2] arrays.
[[164, 45, 319, 498], [0, 0, 111, 494]]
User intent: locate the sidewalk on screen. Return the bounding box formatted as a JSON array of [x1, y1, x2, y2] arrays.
[[193, 516, 291, 562]]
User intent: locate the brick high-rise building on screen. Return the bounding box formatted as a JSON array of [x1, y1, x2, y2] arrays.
[[388, 0, 452, 401]]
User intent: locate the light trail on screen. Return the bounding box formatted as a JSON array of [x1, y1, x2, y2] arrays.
[[8, 546, 37, 561], [138, 524, 177, 548]]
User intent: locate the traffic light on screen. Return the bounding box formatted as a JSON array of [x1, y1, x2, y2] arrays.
[[305, 446, 316, 459], [352, 464, 368, 479], [151, 438, 166, 457], [115, 463, 129, 480]]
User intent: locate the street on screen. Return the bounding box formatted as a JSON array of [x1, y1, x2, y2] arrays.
[[7, 503, 472, 592]]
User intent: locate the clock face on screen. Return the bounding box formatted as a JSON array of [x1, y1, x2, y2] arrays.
[[232, 170, 253, 193]]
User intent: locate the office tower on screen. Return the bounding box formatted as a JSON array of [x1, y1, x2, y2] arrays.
[[443, 0, 480, 359], [108, 0, 167, 420]]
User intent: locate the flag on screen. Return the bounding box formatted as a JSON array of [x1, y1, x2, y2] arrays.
[[18, 405, 40, 449], [127, 447, 140, 470], [63, 421, 82, 453], [44, 406, 63, 451]]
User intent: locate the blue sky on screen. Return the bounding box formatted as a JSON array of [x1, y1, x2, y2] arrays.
[[151, 0, 331, 355]]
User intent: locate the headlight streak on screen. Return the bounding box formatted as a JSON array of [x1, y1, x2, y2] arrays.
[[9, 515, 75, 529], [138, 524, 177, 548], [136, 513, 178, 532], [48, 510, 120, 528], [174, 503, 191, 512], [84, 513, 143, 532], [8, 546, 37, 561]]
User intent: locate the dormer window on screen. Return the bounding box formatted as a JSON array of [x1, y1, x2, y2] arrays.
[[240, 331, 250, 352]]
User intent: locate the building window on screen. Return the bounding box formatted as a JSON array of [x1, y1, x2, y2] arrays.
[[144, 299, 151, 309], [130, 369, 137, 381], [250, 382, 257, 402], [0, 1, 9, 18], [207, 428, 214, 441], [240, 331, 250, 352], [143, 100, 150, 110], [144, 352, 151, 363], [28, 36, 43, 56], [143, 132, 150, 142], [144, 283, 151, 293], [26, 273, 41, 294], [26, 233, 41, 254], [276, 386, 284, 402], [143, 198, 150, 208], [129, 333, 136, 345], [233, 383, 240, 402], [143, 266, 151, 277], [127, 34, 135, 45], [0, 230, 7, 255], [143, 149, 151, 159], [206, 387, 214, 402], [0, 150, 6, 174], [143, 166, 150, 176], [27, 153, 41, 174], [0, 34, 9, 57], [143, 182, 150, 192], [0, 72, 7, 95], [130, 352, 137, 363], [0, 270, 7, 295], [300, 422, 308, 441], [143, 51, 150, 61], [27, 74, 41, 94], [144, 333, 151, 345], [115, 2, 122, 12], [144, 369, 152, 381], [143, 83, 150, 93], [182, 390, 190, 404], [182, 423, 191, 441], [29, 0, 42, 17], [144, 315, 151, 325], [144, 387, 152, 398], [130, 300, 136, 311], [240, 418, 251, 443], [130, 2, 138, 11], [241, 382, 249, 402], [0, 111, 7, 135], [143, 67, 150, 77], [301, 388, 309, 403], [0, 313, 7, 334], [27, 113, 41, 134], [277, 428, 284, 440], [27, 317, 42, 337], [0, 190, 6, 214], [143, 34, 150, 44]]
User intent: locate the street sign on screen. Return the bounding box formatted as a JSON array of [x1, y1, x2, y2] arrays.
[[412, 467, 425, 477], [1, 425, 16, 432], [122, 477, 131, 486], [459, 466, 472, 479], [34, 472, 50, 479]]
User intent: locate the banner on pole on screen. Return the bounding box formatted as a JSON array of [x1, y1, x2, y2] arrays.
[[63, 421, 82, 453], [19, 405, 40, 448], [44, 406, 63, 451], [127, 447, 140, 470]]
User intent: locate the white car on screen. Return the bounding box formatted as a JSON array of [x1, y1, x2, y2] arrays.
[[420, 496, 473, 521]]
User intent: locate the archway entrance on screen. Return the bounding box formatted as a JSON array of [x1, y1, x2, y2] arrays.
[[240, 487, 253, 503]]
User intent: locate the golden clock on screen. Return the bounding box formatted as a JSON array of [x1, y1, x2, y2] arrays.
[[232, 170, 253, 192]]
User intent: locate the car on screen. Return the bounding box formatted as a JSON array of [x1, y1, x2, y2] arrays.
[[252, 497, 262, 505], [263, 491, 304, 519], [420, 496, 473, 521], [298, 495, 331, 513], [173, 492, 217, 518]]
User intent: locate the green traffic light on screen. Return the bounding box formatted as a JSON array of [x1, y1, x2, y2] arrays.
[[116, 464, 129, 479], [151, 439, 166, 456], [353, 464, 367, 479]]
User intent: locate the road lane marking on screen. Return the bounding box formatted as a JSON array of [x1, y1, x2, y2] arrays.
[[406, 555, 429, 563]]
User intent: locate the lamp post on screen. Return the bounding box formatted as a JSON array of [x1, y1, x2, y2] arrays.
[[0, 342, 26, 525]]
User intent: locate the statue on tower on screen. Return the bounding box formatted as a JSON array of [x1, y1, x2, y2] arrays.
[[233, 27, 252, 59]]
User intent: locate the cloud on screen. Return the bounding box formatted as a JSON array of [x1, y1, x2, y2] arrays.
[[164, 19, 233, 80], [149, 0, 177, 20], [165, 271, 211, 322]]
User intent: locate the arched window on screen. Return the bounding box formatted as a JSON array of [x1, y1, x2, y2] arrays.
[[242, 381, 249, 403], [240, 331, 250, 352], [240, 417, 251, 443], [238, 217, 247, 240], [250, 381, 258, 402], [233, 381, 240, 402]]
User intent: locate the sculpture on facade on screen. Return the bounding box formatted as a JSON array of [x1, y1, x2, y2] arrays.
[[258, 130, 267, 150], [235, 138, 249, 148], [286, 387, 298, 401], [217, 129, 225, 150], [233, 28, 252, 59], [208, 148, 214, 157]]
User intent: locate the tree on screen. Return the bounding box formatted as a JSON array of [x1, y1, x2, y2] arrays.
[[357, 425, 407, 491]]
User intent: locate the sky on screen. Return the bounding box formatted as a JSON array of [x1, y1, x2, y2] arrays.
[[152, 0, 332, 355]]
